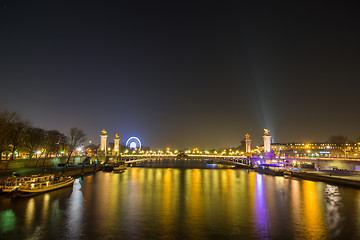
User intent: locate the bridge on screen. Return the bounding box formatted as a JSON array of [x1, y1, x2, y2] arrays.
[[113, 154, 251, 167], [124, 158, 154, 164], [110, 154, 360, 171]]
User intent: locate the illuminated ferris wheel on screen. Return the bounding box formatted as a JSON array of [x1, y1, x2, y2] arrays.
[[126, 136, 142, 149]]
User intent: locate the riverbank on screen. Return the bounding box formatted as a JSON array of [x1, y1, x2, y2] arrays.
[[0, 156, 108, 170], [0, 164, 103, 180], [286, 170, 360, 188], [0, 156, 83, 170]]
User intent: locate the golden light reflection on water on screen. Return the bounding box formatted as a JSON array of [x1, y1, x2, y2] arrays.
[[161, 169, 173, 234], [247, 172, 257, 235], [187, 169, 205, 238], [5, 165, 360, 239], [83, 175, 94, 208], [302, 180, 326, 239], [237, 170, 249, 227], [110, 173, 119, 217], [126, 168, 142, 228], [41, 194, 50, 223], [221, 170, 236, 225], [290, 180, 302, 234], [25, 198, 35, 232], [95, 172, 113, 231]]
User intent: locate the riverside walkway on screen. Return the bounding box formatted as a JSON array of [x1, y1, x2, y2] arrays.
[[288, 170, 360, 188]]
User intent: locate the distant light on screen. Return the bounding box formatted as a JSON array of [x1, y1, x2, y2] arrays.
[[130, 142, 136, 149], [126, 136, 142, 149]]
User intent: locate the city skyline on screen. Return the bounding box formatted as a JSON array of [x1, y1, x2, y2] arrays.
[[0, 1, 359, 149], [1, 108, 358, 151]]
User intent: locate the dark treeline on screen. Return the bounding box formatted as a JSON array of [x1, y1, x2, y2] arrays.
[[326, 135, 360, 158], [0, 109, 86, 162]]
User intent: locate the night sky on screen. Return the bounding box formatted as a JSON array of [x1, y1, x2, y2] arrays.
[[0, 1, 359, 149]]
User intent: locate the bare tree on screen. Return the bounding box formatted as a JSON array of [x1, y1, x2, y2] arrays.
[[0, 109, 73, 161], [67, 128, 86, 163], [57, 133, 69, 157], [328, 135, 348, 145], [6, 114, 30, 160], [43, 130, 68, 158], [328, 135, 349, 159], [0, 110, 25, 159], [0, 110, 13, 159], [86, 143, 100, 155], [24, 127, 46, 159]]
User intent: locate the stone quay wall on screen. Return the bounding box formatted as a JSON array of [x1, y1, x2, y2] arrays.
[[0, 156, 85, 170]]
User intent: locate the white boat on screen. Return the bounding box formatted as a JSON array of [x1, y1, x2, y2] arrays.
[[1, 176, 33, 193], [16, 175, 74, 197]]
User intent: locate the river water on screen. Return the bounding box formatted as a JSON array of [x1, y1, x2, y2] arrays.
[[1, 159, 360, 239]]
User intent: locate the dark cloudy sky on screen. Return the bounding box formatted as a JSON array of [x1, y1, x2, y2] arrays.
[[0, 1, 359, 149]]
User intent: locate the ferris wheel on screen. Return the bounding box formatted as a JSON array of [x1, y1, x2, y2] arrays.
[[126, 136, 142, 149]]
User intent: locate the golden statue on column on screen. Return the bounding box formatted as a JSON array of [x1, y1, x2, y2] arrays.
[[263, 129, 271, 153]]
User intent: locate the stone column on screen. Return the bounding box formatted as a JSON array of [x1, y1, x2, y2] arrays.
[[114, 134, 120, 156], [263, 129, 271, 153], [245, 133, 251, 155], [100, 129, 108, 155]]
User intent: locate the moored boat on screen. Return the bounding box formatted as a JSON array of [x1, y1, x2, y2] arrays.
[[254, 164, 284, 176], [113, 164, 127, 172], [1, 177, 21, 193], [16, 175, 74, 197], [103, 165, 114, 172], [1, 176, 33, 193]]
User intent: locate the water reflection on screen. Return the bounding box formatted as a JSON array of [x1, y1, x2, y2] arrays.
[[324, 184, 344, 237], [187, 169, 205, 238], [254, 174, 270, 238], [161, 169, 174, 237], [1, 165, 360, 239], [41, 194, 50, 223], [302, 180, 326, 239], [65, 178, 84, 239], [25, 198, 35, 233], [289, 180, 302, 237], [0, 209, 16, 234]]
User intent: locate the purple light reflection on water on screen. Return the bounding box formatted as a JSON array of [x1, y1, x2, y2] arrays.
[[1, 163, 360, 239], [254, 174, 270, 237]]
